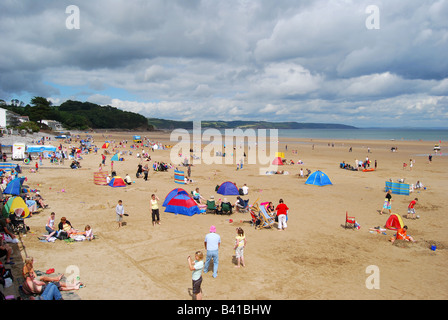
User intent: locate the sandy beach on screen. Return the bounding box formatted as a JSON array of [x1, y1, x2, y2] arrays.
[[3, 129, 448, 300]]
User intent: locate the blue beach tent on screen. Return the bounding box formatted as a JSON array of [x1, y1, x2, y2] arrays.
[[305, 170, 333, 186], [217, 181, 240, 195], [2, 177, 26, 195]]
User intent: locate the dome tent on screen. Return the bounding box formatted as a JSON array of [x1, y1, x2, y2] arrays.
[[108, 176, 126, 187], [385, 213, 404, 231], [163, 188, 200, 216], [216, 181, 240, 196], [305, 170, 333, 186]]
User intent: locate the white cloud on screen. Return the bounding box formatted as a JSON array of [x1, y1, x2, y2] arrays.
[[1, 0, 447, 127]]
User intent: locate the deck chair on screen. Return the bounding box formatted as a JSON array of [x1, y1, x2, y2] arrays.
[[249, 203, 262, 229], [345, 211, 356, 229], [257, 204, 275, 229], [206, 200, 217, 214]]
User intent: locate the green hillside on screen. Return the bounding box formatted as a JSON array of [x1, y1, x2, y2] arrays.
[[147, 118, 358, 130]]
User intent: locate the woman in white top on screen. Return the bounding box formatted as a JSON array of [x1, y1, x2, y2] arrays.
[[150, 194, 160, 226], [45, 212, 56, 235]]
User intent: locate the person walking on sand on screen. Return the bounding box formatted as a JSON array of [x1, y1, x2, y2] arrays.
[[234, 227, 246, 268], [203, 225, 220, 278], [116, 200, 125, 228], [380, 190, 392, 215], [187, 251, 204, 300]]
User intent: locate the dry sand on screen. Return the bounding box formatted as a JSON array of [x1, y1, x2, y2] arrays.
[[6, 130, 448, 300]]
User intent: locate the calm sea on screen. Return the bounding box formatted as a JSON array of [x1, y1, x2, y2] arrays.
[[277, 128, 447, 142], [190, 127, 447, 146]]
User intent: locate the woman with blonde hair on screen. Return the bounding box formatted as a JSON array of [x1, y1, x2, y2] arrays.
[[187, 251, 204, 300]]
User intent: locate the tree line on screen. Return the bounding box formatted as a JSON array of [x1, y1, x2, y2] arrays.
[[1, 97, 150, 131]]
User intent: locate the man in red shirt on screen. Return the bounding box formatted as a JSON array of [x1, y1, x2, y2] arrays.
[[275, 199, 289, 231], [407, 198, 418, 219]]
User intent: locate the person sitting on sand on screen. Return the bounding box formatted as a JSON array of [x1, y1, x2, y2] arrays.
[[0, 233, 13, 265], [391, 225, 416, 244], [415, 181, 424, 189], [34, 192, 48, 209], [21, 256, 82, 294], [124, 174, 132, 185], [23, 257, 63, 283], [83, 225, 94, 240], [22, 271, 82, 296], [58, 217, 78, 236], [193, 188, 206, 204]]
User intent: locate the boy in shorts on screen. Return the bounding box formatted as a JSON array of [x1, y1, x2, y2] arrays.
[[407, 198, 418, 219]]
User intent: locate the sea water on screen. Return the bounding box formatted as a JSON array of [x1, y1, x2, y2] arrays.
[[277, 128, 448, 142]]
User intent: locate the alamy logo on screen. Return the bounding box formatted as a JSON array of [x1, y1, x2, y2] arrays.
[[66, 5, 80, 30], [170, 121, 280, 174]]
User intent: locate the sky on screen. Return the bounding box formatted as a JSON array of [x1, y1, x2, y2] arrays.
[[1, 0, 447, 128]]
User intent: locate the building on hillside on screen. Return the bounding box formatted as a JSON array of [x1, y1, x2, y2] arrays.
[[41, 120, 65, 131], [0, 107, 25, 129]]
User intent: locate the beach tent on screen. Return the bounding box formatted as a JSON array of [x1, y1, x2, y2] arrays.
[[174, 169, 185, 184], [2, 196, 30, 218], [305, 170, 333, 186], [272, 157, 284, 165], [275, 152, 285, 158], [108, 176, 126, 187], [102, 142, 110, 149], [217, 181, 240, 195], [163, 188, 200, 216], [111, 153, 120, 161], [2, 177, 26, 195], [385, 213, 404, 230]]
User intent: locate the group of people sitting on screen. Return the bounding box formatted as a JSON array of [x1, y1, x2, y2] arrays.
[[152, 161, 170, 172], [204, 196, 250, 215], [340, 161, 358, 171], [41, 212, 94, 242]]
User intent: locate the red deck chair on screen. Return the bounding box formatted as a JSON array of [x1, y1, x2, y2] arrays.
[[345, 211, 356, 229]]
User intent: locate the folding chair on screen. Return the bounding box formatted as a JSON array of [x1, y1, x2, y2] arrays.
[[259, 205, 275, 229], [345, 211, 356, 229], [220, 202, 232, 215], [249, 203, 262, 229], [206, 200, 217, 214], [236, 199, 250, 213]]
